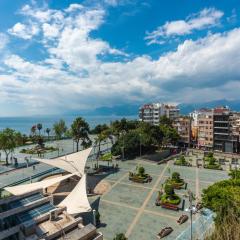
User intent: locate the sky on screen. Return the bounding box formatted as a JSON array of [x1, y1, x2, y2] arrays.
[[0, 0, 240, 116]]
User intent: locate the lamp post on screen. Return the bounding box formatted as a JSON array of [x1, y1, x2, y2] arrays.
[[185, 190, 196, 240], [120, 130, 126, 161], [139, 133, 142, 157]]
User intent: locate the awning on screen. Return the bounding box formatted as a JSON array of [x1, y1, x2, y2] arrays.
[[58, 174, 91, 215], [35, 147, 92, 176], [5, 173, 75, 195]]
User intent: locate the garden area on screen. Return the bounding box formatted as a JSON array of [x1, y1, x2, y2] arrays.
[[155, 172, 185, 211], [129, 166, 152, 183], [174, 155, 191, 166], [203, 152, 222, 170]]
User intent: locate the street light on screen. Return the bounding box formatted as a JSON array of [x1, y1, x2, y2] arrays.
[[139, 133, 142, 157], [120, 130, 126, 161], [185, 190, 197, 240]]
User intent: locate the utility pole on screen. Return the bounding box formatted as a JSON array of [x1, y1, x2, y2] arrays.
[[185, 189, 196, 240], [139, 133, 142, 157]]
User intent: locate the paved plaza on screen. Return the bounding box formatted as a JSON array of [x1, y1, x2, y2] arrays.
[[89, 157, 229, 240]]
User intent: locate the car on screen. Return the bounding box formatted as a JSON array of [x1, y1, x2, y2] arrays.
[[157, 227, 173, 239], [177, 214, 188, 224]]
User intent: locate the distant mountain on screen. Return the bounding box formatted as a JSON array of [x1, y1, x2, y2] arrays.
[[178, 99, 240, 115], [65, 104, 140, 117], [64, 99, 240, 117]]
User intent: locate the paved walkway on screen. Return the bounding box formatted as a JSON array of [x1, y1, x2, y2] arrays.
[[125, 161, 170, 237]]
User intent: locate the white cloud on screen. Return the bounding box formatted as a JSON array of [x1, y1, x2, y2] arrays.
[[145, 8, 224, 45], [0, 33, 8, 50], [65, 4, 84, 12], [42, 23, 60, 38], [8, 22, 39, 39], [1, 3, 240, 116]]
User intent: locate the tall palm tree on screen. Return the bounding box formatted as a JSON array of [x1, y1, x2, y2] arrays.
[[37, 123, 42, 136], [71, 117, 92, 151], [53, 119, 67, 140], [45, 128, 51, 140], [94, 131, 108, 168], [31, 125, 37, 136]]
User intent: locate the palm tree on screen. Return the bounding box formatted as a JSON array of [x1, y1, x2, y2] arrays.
[[94, 132, 108, 168], [37, 123, 42, 135], [71, 117, 92, 151], [0, 128, 17, 165], [45, 128, 51, 140], [53, 119, 67, 140], [31, 125, 37, 136]]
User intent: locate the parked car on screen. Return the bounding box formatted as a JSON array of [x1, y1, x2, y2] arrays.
[[157, 227, 173, 239], [177, 214, 188, 224]]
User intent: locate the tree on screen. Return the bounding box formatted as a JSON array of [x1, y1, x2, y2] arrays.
[[159, 115, 173, 126], [160, 124, 180, 146], [45, 128, 51, 140], [138, 166, 145, 176], [91, 124, 109, 134], [202, 179, 240, 223], [164, 184, 175, 197], [0, 128, 17, 165], [172, 172, 181, 182], [111, 130, 140, 158], [53, 119, 67, 140], [37, 123, 42, 135], [113, 233, 128, 240], [229, 169, 240, 180], [71, 117, 92, 151], [31, 125, 37, 136], [94, 130, 109, 168]]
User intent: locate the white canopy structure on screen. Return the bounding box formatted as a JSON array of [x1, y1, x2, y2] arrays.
[[5, 173, 75, 195], [35, 147, 93, 176], [58, 174, 91, 215]]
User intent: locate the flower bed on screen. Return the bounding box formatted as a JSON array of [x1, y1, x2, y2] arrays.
[[129, 172, 152, 183], [204, 164, 222, 170], [129, 166, 152, 183]]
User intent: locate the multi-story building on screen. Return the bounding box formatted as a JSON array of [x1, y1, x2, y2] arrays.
[[0, 189, 103, 240], [173, 116, 191, 147], [230, 112, 240, 137], [197, 109, 214, 150], [213, 107, 240, 153], [139, 103, 179, 125], [190, 106, 240, 153]]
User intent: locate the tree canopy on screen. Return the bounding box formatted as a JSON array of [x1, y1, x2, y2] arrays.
[[53, 119, 67, 140], [71, 117, 92, 151]]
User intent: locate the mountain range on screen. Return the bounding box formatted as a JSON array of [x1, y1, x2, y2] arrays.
[[66, 99, 240, 117]]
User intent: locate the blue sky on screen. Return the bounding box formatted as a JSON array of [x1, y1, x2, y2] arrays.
[[0, 0, 240, 116]]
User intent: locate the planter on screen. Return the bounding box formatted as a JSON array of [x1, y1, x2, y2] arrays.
[[129, 176, 151, 183], [161, 203, 179, 211]]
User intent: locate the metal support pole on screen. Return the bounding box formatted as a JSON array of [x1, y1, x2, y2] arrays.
[[93, 209, 96, 226]]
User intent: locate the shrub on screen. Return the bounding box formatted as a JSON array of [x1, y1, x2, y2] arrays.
[[161, 193, 181, 205], [138, 166, 145, 176], [164, 184, 175, 196], [113, 233, 128, 240], [172, 172, 181, 182]]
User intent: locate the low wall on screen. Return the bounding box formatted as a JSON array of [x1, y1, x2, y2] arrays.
[[141, 150, 170, 162]]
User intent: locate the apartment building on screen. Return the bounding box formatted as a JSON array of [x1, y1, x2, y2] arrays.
[[0, 190, 103, 240], [139, 103, 179, 125], [230, 112, 240, 137], [190, 106, 240, 153], [213, 107, 240, 153], [197, 109, 214, 150], [172, 116, 191, 147]]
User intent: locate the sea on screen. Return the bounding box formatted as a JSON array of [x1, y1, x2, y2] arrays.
[[0, 115, 137, 135]]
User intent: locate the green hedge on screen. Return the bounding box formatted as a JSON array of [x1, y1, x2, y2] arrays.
[[161, 194, 181, 205]]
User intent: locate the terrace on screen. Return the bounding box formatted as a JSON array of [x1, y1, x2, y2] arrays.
[[87, 155, 229, 240]]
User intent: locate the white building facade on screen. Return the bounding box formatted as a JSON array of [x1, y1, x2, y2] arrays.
[[139, 103, 179, 125]]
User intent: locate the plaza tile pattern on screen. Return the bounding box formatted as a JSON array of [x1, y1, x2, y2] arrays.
[[88, 158, 230, 240]]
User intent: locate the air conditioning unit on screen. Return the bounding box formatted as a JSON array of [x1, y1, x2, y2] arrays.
[[49, 209, 58, 221]]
